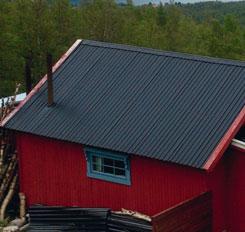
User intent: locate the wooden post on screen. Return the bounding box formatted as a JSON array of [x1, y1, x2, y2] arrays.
[[0, 139, 4, 176], [0, 174, 18, 220], [19, 193, 26, 219]]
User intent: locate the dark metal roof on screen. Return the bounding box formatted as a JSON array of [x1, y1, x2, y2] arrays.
[[4, 40, 245, 168]]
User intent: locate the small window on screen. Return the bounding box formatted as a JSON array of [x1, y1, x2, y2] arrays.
[[84, 147, 131, 185]]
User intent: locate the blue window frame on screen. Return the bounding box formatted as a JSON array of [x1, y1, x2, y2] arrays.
[[84, 147, 131, 185]]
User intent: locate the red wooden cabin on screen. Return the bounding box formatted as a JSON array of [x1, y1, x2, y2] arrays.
[[1, 40, 245, 231]]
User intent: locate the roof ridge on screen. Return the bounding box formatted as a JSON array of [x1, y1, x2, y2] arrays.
[[82, 40, 245, 68]]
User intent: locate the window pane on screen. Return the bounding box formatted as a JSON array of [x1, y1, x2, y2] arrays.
[[104, 158, 114, 166], [93, 163, 103, 172], [92, 156, 103, 172], [115, 168, 125, 176], [92, 156, 102, 163], [104, 166, 114, 174], [86, 148, 130, 185], [115, 160, 125, 168]]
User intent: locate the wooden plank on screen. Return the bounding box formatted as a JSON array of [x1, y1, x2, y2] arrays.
[[152, 192, 212, 232]]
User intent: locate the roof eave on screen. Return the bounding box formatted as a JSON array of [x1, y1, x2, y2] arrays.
[[203, 106, 245, 172], [0, 39, 82, 128]]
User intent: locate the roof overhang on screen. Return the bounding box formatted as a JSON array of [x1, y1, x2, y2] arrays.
[[203, 106, 245, 172], [0, 39, 82, 128]]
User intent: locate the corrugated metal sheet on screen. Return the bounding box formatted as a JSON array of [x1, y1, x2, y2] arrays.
[[108, 212, 152, 232], [5, 40, 245, 168], [27, 205, 109, 231], [26, 205, 152, 232]]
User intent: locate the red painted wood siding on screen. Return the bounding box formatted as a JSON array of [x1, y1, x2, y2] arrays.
[[17, 133, 207, 216], [152, 192, 212, 232], [207, 157, 228, 232], [227, 148, 245, 232], [18, 133, 242, 231]]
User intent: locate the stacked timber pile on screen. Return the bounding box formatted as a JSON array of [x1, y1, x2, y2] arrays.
[[0, 85, 20, 221], [26, 205, 153, 232], [108, 209, 152, 232], [27, 205, 110, 231]]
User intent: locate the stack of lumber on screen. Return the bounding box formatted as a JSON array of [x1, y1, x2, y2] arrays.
[[27, 205, 110, 232], [108, 212, 152, 232], [27, 205, 153, 232]]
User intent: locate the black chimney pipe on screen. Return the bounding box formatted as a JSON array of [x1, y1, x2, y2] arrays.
[[25, 56, 32, 94], [47, 53, 54, 107]]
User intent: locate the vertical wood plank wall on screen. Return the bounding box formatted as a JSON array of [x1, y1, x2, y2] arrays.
[[16, 132, 243, 231], [151, 192, 212, 232], [17, 133, 207, 216], [226, 148, 245, 231]]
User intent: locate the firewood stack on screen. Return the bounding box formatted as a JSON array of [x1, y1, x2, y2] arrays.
[[0, 85, 20, 221]]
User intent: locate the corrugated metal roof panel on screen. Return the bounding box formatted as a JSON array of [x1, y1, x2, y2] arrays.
[[4, 40, 245, 168]]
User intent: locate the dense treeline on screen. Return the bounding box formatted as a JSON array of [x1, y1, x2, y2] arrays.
[[0, 0, 244, 97], [181, 1, 245, 26]]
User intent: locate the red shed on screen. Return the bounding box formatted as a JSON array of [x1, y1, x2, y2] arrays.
[[1, 40, 245, 231]]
